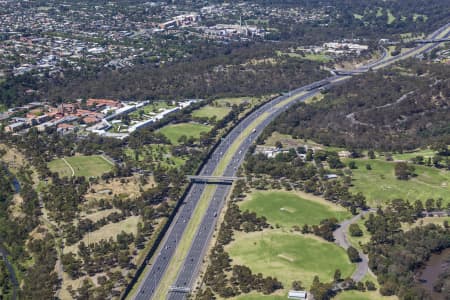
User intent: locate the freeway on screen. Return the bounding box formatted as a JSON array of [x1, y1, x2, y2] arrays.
[[131, 22, 450, 300]]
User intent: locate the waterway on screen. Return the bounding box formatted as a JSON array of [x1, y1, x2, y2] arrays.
[[417, 247, 450, 300]]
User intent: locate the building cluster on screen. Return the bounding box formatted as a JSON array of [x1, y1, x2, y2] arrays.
[[322, 42, 369, 55], [295, 41, 369, 58], [159, 14, 200, 30], [0, 0, 332, 78], [2, 97, 197, 139], [199, 24, 266, 39]]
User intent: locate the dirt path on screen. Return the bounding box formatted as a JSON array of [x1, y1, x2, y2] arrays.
[[62, 158, 75, 176]]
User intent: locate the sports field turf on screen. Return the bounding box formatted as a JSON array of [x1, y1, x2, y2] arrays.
[[240, 191, 350, 227], [48, 155, 114, 178], [191, 105, 231, 120], [347, 159, 450, 206], [227, 231, 355, 288], [158, 122, 212, 145]]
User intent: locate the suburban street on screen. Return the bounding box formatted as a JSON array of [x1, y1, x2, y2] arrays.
[[130, 22, 450, 300]]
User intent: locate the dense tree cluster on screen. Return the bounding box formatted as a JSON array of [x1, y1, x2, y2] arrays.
[[73, 231, 135, 277], [0, 259, 12, 297], [42, 176, 89, 222], [364, 205, 450, 299], [0, 45, 326, 107], [20, 234, 58, 299], [263, 60, 450, 151]]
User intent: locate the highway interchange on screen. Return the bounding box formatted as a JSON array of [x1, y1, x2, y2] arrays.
[[131, 22, 450, 300]]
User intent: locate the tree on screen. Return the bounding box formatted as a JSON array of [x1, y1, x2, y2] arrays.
[[334, 269, 341, 282], [394, 162, 415, 180], [425, 198, 435, 212], [310, 276, 334, 300], [292, 280, 304, 290], [347, 246, 361, 263], [436, 198, 443, 210], [349, 224, 363, 237], [348, 161, 357, 169], [368, 150, 375, 159], [365, 280, 376, 291]]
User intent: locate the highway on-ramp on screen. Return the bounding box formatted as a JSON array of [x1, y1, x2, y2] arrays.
[[130, 22, 450, 300]]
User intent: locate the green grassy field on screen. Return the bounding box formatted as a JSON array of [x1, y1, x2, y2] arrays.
[[387, 9, 396, 24], [191, 105, 231, 120], [216, 97, 255, 106], [240, 191, 350, 228], [0, 104, 6, 112], [158, 122, 212, 145], [227, 231, 355, 288], [335, 290, 397, 300], [303, 53, 332, 63], [347, 159, 450, 206], [392, 149, 437, 161], [48, 155, 114, 178], [129, 101, 175, 119], [232, 294, 286, 300], [277, 51, 331, 63]]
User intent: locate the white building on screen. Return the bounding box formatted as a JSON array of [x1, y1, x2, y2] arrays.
[[288, 290, 308, 300]]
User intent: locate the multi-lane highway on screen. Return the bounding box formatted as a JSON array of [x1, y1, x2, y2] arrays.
[[130, 22, 450, 300]]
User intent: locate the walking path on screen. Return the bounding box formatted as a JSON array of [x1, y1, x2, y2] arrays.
[[62, 158, 75, 176]]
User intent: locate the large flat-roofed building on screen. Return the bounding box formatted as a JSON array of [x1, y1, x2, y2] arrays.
[[5, 121, 27, 133]]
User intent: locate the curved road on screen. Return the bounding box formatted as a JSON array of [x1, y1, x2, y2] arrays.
[[333, 210, 374, 282], [131, 22, 450, 300]]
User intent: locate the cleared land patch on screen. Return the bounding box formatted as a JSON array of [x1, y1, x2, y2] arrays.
[[84, 174, 155, 203], [264, 132, 344, 153], [64, 216, 140, 254], [347, 159, 450, 206], [158, 122, 212, 145], [227, 231, 355, 288], [240, 190, 350, 227], [48, 155, 114, 178]]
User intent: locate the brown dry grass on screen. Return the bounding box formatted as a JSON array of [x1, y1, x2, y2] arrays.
[[84, 174, 155, 205]]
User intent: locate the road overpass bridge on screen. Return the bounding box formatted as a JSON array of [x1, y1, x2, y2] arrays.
[[415, 38, 450, 44], [333, 69, 369, 76], [187, 175, 243, 184]]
